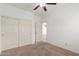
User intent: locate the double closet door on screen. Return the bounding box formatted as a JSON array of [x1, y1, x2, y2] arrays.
[[1, 16, 32, 51]]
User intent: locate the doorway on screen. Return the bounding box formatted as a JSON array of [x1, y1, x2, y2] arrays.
[[42, 22, 47, 41]]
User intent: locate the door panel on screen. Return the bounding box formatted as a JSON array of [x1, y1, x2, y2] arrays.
[[19, 19, 32, 46], [1, 16, 18, 50], [0, 16, 1, 53]]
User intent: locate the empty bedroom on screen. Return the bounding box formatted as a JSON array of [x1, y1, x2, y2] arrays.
[[0, 3, 79, 56]]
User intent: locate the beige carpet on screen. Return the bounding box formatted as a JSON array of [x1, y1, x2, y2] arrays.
[[0, 42, 79, 56]]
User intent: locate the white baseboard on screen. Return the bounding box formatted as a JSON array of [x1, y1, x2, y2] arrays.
[[0, 50, 1, 54], [46, 40, 79, 54]]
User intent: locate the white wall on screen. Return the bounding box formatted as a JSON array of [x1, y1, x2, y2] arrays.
[[46, 3, 79, 53]]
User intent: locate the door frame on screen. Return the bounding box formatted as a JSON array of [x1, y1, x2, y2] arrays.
[[0, 16, 2, 54]]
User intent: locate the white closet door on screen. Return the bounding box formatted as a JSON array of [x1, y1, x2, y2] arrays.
[[19, 19, 32, 46], [0, 16, 1, 53], [1, 16, 19, 50]]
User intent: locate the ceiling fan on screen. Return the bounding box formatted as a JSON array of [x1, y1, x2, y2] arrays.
[[33, 3, 57, 12]]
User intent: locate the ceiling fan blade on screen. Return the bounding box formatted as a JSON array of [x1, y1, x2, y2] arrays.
[[46, 3, 57, 5], [43, 6, 47, 12], [33, 5, 40, 10]]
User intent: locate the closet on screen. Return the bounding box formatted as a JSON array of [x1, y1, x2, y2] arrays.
[[0, 16, 32, 51], [1, 16, 19, 50]]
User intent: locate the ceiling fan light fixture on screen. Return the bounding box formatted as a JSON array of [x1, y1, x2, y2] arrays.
[[40, 3, 46, 7], [33, 2, 57, 12]]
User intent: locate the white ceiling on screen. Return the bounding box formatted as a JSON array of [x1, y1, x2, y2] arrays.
[[5, 3, 57, 16], [6, 3, 34, 12]]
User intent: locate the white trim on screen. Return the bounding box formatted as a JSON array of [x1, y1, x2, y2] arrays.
[[0, 19, 1, 53], [32, 15, 35, 44], [46, 40, 79, 54]]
